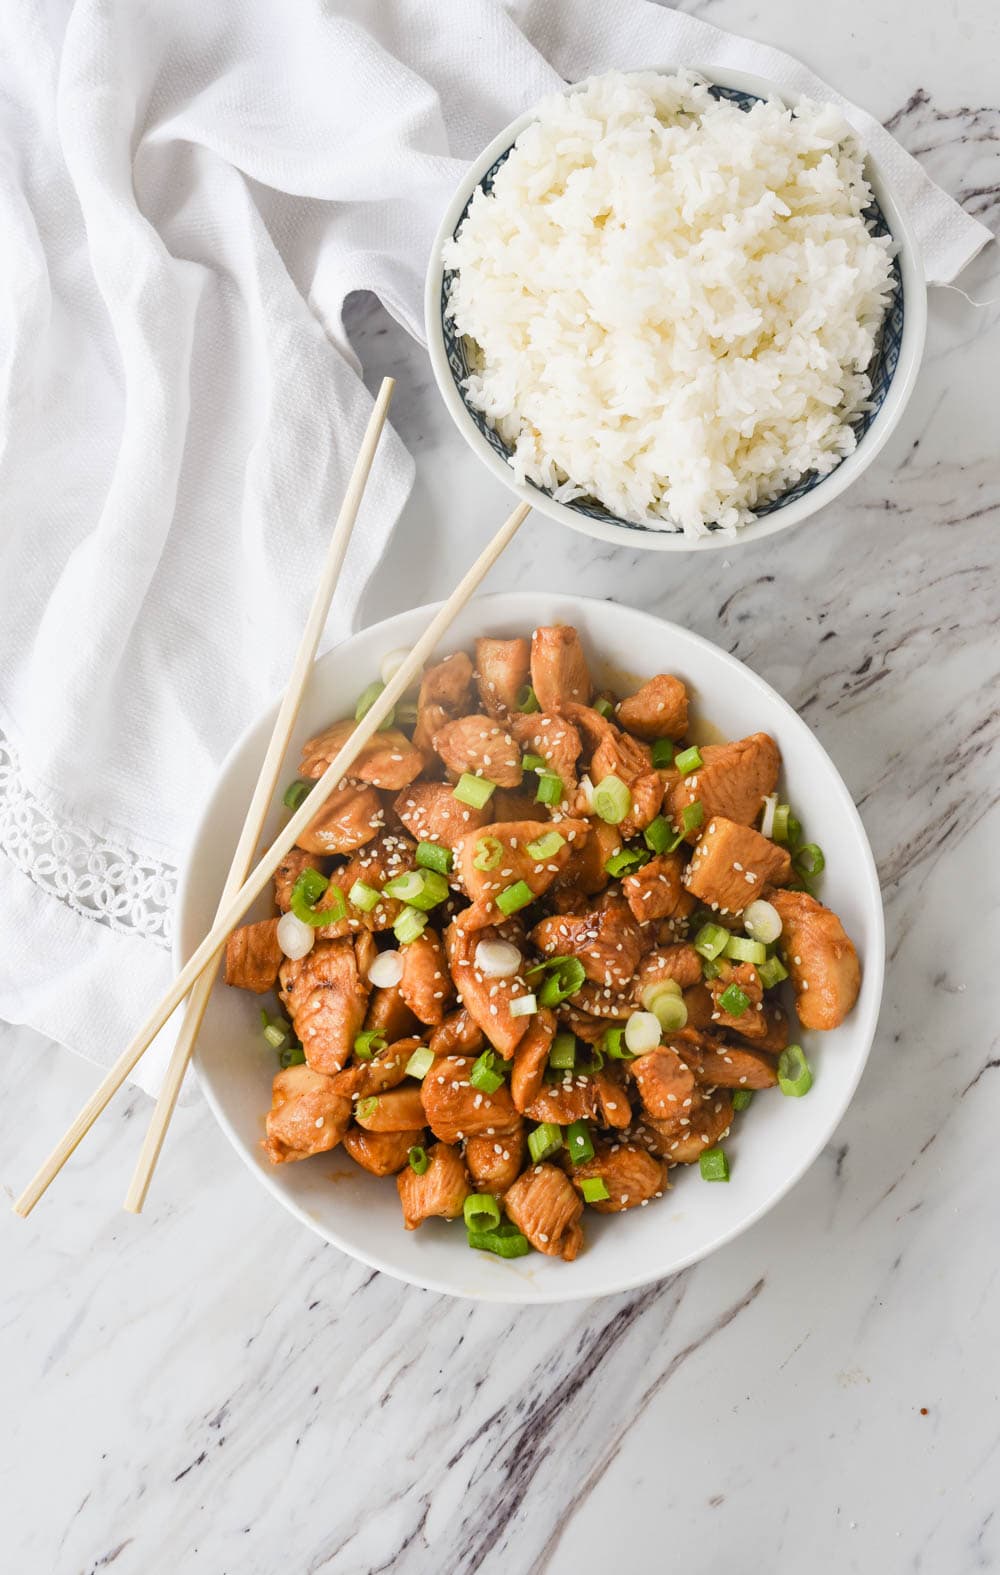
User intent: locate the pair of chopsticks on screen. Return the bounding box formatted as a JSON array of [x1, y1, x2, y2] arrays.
[[14, 377, 530, 1218]]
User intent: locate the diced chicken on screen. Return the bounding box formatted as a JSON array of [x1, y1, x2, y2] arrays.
[[428, 1008, 485, 1060], [621, 851, 692, 925], [263, 1065, 352, 1164], [557, 1002, 620, 1045], [274, 848, 324, 914], [224, 919, 283, 994], [681, 981, 715, 1032], [413, 651, 475, 753], [432, 714, 523, 788], [770, 889, 861, 1030], [397, 1142, 471, 1229], [691, 1043, 778, 1089], [296, 783, 384, 856], [530, 900, 644, 990], [752, 1004, 790, 1054], [524, 1070, 631, 1129], [644, 1090, 734, 1164], [342, 1126, 422, 1177], [504, 1163, 584, 1260], [706, 961, 768, 1039], [399, 927, 453, 1026], [631, 1045, 699, 1127], [443, 921, 532, 1057], [454, 818, 589, 930], [329, 1039, 416, 1100], [530, 625, 592, 711], [278, 938, 369, 1074], [394, 780, 491, 850], [474, 637, 531, 720], [568, 1144, 668, 1212], [465, 1125, 526, 1197], [354, 1085, 428, 1132], [615, 674, 689, 741], [353, 929, 377, 979], [637, 944, 703, 996], [298, 722, 424, 791], [564, 704, 661, 837], [552, 819, 620, 901], [363, 983, 420, 1043], [666, 733, 781, 841], [510, 712, 583, 805], [315, 830, 418, 937], [568, 978, 638, 1019], [420, 1053, 521, 1144], [510, 1009, 557, 1112], [490, 786, 543, 822], [683, 816, 792, 915]]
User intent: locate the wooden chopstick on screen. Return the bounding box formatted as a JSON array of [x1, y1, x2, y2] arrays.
[[120, 378, 396, 1214], [13, 495, 530, 1218]]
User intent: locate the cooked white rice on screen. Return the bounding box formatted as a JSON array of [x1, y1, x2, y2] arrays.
[[443, 70, 895, 536]]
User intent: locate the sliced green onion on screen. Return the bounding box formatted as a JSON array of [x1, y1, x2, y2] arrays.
[[535, 771, 564, 806], [718, 982, 751, 1017], [593, 775, 631, 825], [594, 697, 614, 719], [470, 1050, 508, 1094], [724, 934, 767, 966], [701, 957, 723, 981], [772, 804, 800, 845], [537, 958, 586, 1008], [526, 831, 566, 861], [575, 1044, 605, 1076], [355, 679, 394, 731], [393, 905, 428, 945], [509, 992, 537, 1018], [405, 1045, 434, 1080], [694, 922, 731, 960], [793, 843, 826, 879], [407, 1145, 429, 1174], [566, 1120, 595, 1165], [651, 739, 676, 769], [675, 745, 703, 775], [743, 899, 782, 945], [260, 1009, 289, 1052], [700, 1147, 730, 1182], [516, 684, 540, 714], [682, 800, 704, 834], [548, 1032, 576, 1071], [643, 815, 673, 854], [463, 1193, 501, 1232], [384, 868, 449, 911], [290, 867, 343, 927], [600, 1026, 633, 1062], [496, 880, 534, 916], [645, 987, 688, 1033], [580, 1177, 611, 1203], [416, 840, 453, 875], [356, 1096, 378, 1121], [605, 845, 651, 878], [349, 880, 382, 913], [353, 1029, 386, 1060], [527, 1122, 563, 1164], [732, 1089, 754, 1112], [778, 1044, 813, 1097], [473, 835, 504, 872], [758, 955, 789, 989], [279, 1043, 306, 1068], [282, 779, 311, 811], [467, 1225, 532, 1258], [521, 752, 546, 772], [453, 773, 497, 809]]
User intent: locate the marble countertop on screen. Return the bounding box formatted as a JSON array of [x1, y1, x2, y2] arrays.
[[3, 2, 999, 1570]]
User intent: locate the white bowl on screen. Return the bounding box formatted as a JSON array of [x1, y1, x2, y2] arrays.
[[425, 65, 927, 553], [178, 592, 884, 1303]]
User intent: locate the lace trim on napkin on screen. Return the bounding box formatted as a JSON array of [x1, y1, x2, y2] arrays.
[[0, 725, 176, 947]]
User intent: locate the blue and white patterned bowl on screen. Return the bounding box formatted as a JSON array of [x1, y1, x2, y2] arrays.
[[425, 66, 927, 553]]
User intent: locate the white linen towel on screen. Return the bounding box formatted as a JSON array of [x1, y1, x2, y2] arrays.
[[0, 0, 989, 1094]]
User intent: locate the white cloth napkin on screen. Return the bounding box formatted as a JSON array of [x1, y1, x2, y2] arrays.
[[0, 0, 989, 1095]]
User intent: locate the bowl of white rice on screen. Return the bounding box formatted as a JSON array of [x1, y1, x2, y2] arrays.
[[426, 68, 926, 550]]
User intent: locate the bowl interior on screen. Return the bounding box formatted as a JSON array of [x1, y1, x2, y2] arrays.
[[180, 592, 884, 1303], [433, 71, 912, 548]]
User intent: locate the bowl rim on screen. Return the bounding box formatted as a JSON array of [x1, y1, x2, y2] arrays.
[[424, 63, 928, 553], [178, 591, 886, 1303]]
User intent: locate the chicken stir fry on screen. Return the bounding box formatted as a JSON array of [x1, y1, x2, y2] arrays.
[[228, 626, 862, 1264]]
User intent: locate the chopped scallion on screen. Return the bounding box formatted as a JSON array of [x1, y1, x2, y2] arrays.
[[793, 843, 825, 879], [416, 840, 453, 875], [718, 982, 751, 1017], [404, 1045, 434, 1080], [758, 955, 789, 989], [282, 779, 312, 811], [515, 684, 541, 714], [643, 815, 673, 854], [453, 773, 497, 809], [393, 905, 428, 945], [593, 774, 631, 825], [675, 745, 703, 775], [600, 1027, 633, 1061], [535, 771, 564, 806], [594, 697, 615, 719], [260, 1009, 289, 1052], [682, 800, 704, 833], [355, 1096, 378, 1121], [651, 739, 676, 769], [723, 934, 767, 966], [469, 1050, 509, 1094], [521, 752, 546, 772], [605, 845, 651, 878], [463, 1193, 501, 1232], [772, 804, 800, 845], [701, 957, 723, 980], [383, 868, 449, 911], [509, 993, 537, 1018], [353, 1029, 386, 1060], [472, 835, 504, 872], [777, 1044, 813, 1097], [700, 1147, 730, 1182], [349, 880, 381, 913], [407, 1145, 429, 1174], [548, 1032, 576, 1071], [278, 1043, 306, 1068], [496, 880, 534, 916], [527, 1122, 563, 1164], [693, 922, 731, 960], [566, 1120, 595, 1164], [467, 1225, 532, 1258], [580, 1177, 610, 1203], [354, 679, 394, 731], [526, 831, 566, 861], [732, 1089, 754, 1111], [290, 867, 342, 927]]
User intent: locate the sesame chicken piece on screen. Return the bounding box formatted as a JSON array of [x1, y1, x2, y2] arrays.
[[490, 786, 545, 823], [278, 938, 369, 1074], [510, 1008, 556, 1112], [399, 926, 453, 1026], [454, 818, 589, 931], [630, 1045, 700, 1126], [615, 674, 689, 741], [770, 889, 861, 1030], [530, 625, 592, 711], [689, 1043, 778, 1089], [750, 1004, 790, 1054], [567, 1144, 668, 1212], [433, 714, 524, 788], [474, 637, 531, 719], [510, 712, 583, 805], [343, 1127, 423, 1177], [329, 1039, 417, 1099], [555, 1002, 620, 1045], [621, 850, 692, 924], [666, 732, 781, 842], [567, 978, 638, 1019], [295, 783, 384, 856], [420, 1054, 521, 1144], [315, 830, 418, 937], [683, 816, 792, 914], [354, 1085, 428, 1132], [363, 983, 421, 1043], [397, 1142, 471, 1229], [655, 1091, 735, 1165], [393, 780, 491, 850], [298, 722, 424, 791], [263, 1065, 353, 1164], [274, 847, 324, 914], [681, 981, 715, 1032], [224, 919, 283, 994], [443, 920, 532, 1057], [524, 1071, 631, 1130], [504, 1163, 584, 1260], [563, 703, 661, 837], [706, 961, 768, 1039], [465, 1124, 527, 1197], [428, 1008, 486, 1060], [552, 818, 620, 900], [413, 651, 475, 753], [637, 943, 703, 995], [530, 899, 645, 990]]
